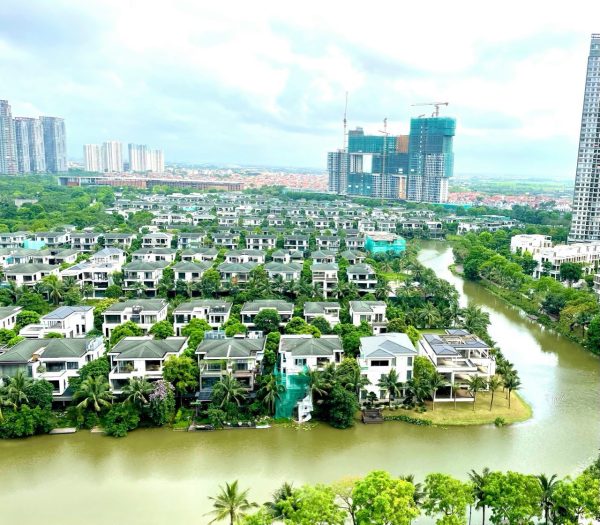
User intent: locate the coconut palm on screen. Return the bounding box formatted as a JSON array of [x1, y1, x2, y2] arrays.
[[416, 303, 441, 329], [341, 366, 371, 400], [206, 480, 257, 525], [74, 375, 113, 412], [467, 376, 487, 411], [461, 304, 491, 335], [303, 369, 329, 400], [487, 375, 503, 411], [266, 482, 296, 520], [5, 279, 23, 304], [81, 283, 95, 299], [537, 474, 558, 525], [427, 372, 449, 411], [5, 370, 31, 407], [375, 279, 392, 300], [399, 474, 425, 506], [377, 369, 403, 407], [212, 374, 246, 408], [42, 274, 64, 305], [469, 467, 491, 525], [122, 377, 153, 408], [503, 372, 521, 409], [404, 378, 429, 406], [259, 374, 285, 415], [130, 281, 147, 298], [450, 381, 461, 410]]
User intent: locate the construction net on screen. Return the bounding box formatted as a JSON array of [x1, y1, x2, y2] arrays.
[[274, 369, 309, 420]]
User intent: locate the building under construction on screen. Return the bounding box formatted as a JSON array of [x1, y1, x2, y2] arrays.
[[327, 113, 456, 204]]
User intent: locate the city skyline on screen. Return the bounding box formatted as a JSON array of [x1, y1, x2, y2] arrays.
[[1, 1, 600, 177]]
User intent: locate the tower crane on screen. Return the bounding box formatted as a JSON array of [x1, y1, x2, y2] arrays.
[[411, 102, 449, 117]]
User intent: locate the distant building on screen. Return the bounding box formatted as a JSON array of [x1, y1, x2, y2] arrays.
[[83, 144, 103, 172], [102, 141, 123, 172], [148, 148, 164, 172], [510, 234, 552, 256], [128, 143, 148, 172], [40, 116, 67, 173], [364, 232, 406, 255], [15, 117, 45, 173], [407, 117, 455, 203], [0, 100, 17, 175], [569, 34, 600, 243]]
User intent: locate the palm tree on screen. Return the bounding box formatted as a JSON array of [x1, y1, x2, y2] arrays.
[[266, 481, 296, 520], [6, 280, 24, 304], [303, 369, 329, 400], [375, 279, 392, 300], [259, 374, 285, 415], [416, 303, 441, 329], [537, 474, 558, 525], [503, 373, 521, 409], [206, 480, 257, 525], [130, 281, 147, 298], [487, 376, 503, 411], [469, 468, 491, 525], [74, 375, 113, 412], [341, 367, 371, 400], [450, 381, 461, 410], [467, 376, 487, 411], [377, 369, 403, 407], [82, 283, 94, 299], [212, 374, 246, 408], [122, 377, 153, 409], [461, 304, 491, 335], [427, 372, 448, 411], [404, 378, 428, 407], [5, 370, 31, 407], [399, 474, 424, 506], [42, 274, 64, 305]]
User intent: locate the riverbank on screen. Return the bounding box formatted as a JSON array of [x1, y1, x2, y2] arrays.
[[383, 391, 532, 426]]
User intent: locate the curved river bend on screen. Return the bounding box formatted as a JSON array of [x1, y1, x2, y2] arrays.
[[1, 242, 598, 525]]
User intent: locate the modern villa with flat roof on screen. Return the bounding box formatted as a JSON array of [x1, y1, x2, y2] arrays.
[[365, 232, 406, 255]]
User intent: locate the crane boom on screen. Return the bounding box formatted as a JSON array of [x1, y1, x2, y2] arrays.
[[411, 101, 449, 117]]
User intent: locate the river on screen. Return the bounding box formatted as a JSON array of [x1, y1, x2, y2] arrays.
[[1, 242, 598, 525]]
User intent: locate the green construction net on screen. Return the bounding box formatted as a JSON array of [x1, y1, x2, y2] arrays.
[[274, 369, 310, 420]]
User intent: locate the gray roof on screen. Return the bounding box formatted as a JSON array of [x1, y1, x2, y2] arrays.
[[174, 300, 232, 313], [133, 248, 177, 255], [172, 261, 211, 272], [311, 263, 339, 271], [218, 262, 258, 273], [43, 306, 93, 320], [360, 334, 417, 357], [196, 337, 265, 358], [303, 302, 341, 314], [350, 301, 386, 313], [347, 264, 375, 274], [280, 336, 342, 357], [110, 337, 187, 359], [124, 261, 169, 271], [265, 262, 302, 272], [0, 306, 20, 320], [39, 339, 95, 359], [5, 263, 58, 274], [104, 299, 167, 313], [0, 339, 46, 364], [311, 250, 337, 258], [92, 247, 124, 257], [241, 300, 294, 313]]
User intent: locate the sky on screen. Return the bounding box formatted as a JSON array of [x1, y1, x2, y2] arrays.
[[1, 0, 599, 177]]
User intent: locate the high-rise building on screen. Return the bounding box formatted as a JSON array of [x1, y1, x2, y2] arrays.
[[83, 144, 103, 172], [327, 150, 349, 195], [0, 100, 17, 175], [40, 116, 67, 173], [148, 149, 164, 172], [407, 116, 455, 203], [569, 34, 600, 243], [25, 118, 46, 173], [13, 118, 31, 173], [102, 141, 123, 172], [128, 143, 148, 172]]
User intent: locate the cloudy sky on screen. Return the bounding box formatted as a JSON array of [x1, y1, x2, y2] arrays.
[[1, 1, 599, 177]]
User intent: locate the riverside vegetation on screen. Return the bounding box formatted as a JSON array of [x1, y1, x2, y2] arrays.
[[452, 229, 600, 355], [205, 456, 600, 525]]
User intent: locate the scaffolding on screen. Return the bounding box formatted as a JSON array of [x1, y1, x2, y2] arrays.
[[274, 369, 310, 420]]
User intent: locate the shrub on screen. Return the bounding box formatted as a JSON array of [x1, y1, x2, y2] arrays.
[[494, 417, 506, 427], [383, 414, 433, 426], [103, 404, 140, 437]]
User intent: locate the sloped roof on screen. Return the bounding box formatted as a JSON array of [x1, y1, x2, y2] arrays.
[[304, 302, 341, 314], [174, 300, 232, 313], [241, 300, 294, 313], [104, 299, 167, 313], [360, 334, 417, 357], [43, 306, 92, 320], [110, 337, 187, 359], [350, 301, 385, 313], [280, 336, 342, 357], [196, 337, 265, 357], [40, 339, 94, 359], [0, 339, 46, 363]]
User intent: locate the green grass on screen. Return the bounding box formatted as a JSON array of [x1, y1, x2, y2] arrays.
[[383, 391, 532, 426]]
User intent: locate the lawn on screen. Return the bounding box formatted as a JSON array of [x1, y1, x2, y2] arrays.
[[380, 272, 410, 282], [383, 391, 532, 426]]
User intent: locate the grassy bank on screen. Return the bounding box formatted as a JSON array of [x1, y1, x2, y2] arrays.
[[383, 391, 532, 426]]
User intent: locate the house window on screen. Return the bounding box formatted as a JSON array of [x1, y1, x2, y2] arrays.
[[294, 358, 307, 367], [67, 362, 79, 370], [407, 370, 412, 380], [407, 357, 413, 366], [370, 360, 389, 367]]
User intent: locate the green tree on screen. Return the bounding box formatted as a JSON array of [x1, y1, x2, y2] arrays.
[[201, 269, 222, 297], [103, 403, 140, 437], [483, 472, 542, 525], [502, 373, 521, 409], [406, 325, 421, 348], [149, 319, 174, 339], [212, 373, 247, 408], [4, 371, 31, 407], [225, 322, 248, 338], [310, 316, 332, 335], [122, 377, 153, 409], [258, 374, 285, 415], [423, 473, 474, 525], [585, 315, 600, 355], [461, 304, 491, 336], [377, 369, 403, 407], [15, 310, 41, 331], [467, 376, 487, 411], [109, 320, 144, 346], [469, 468, 491, 525], [487, 376, 503, 411], [253, 309, 281, 335], [278, 484, 347, 525], [559, 263, 583, 286], [206, 480, 257, 525], [23, 379, 54, 410], [0, 328, 16, 345], [387, 318, 407, 333], [74, 375, 113, 413], [322, 383, 359, 429], [536, 474, 558, 525], [427, 372, 449, 411], [182, 318, 213, 351], [162, 355, 199, 403], [353, 470, 420, 525], [41, 274, 64, 305]]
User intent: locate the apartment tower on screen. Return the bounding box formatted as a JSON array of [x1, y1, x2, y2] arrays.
[[40, 116, 67, 172], [83, 144, 103, 172], [569, 34, 600, 243], [0, 100, 17, 174]]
